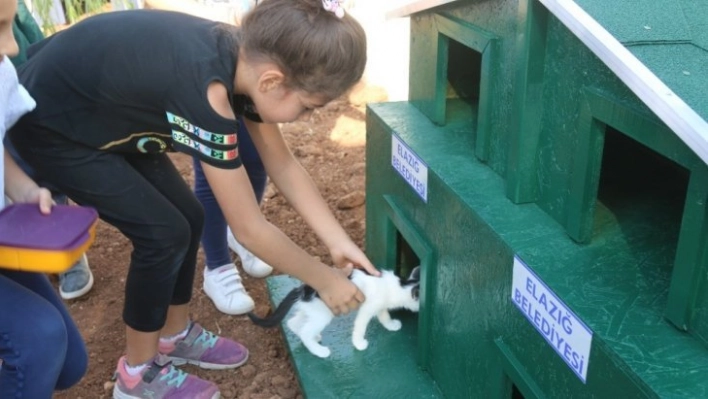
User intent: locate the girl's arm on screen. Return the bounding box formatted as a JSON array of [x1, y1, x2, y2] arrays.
[[201, 82, 364, 315], [243, 119, 379, 276], [4, 148, 52, 213], [202, 159, 363, 315]]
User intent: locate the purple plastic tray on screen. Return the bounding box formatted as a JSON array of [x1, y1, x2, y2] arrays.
[[0, 203, 98, 250]]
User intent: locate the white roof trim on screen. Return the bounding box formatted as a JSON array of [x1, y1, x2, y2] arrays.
[[540, 0, 708, 166], [386, 0, 457, 19]]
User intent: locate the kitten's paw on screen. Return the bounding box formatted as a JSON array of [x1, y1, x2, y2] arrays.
[[384, 319, 402, 331], [311, 347, 331, 358], [353, 338, 369, 351]]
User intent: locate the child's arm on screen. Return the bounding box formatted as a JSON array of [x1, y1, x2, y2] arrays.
[[202, 160, 363, 315], [4, 148, 52, 213], [243, 119, 380, 276], [201, 81, 366, 314]]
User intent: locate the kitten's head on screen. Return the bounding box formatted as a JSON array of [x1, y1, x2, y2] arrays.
[[399, 266, 421, 312]]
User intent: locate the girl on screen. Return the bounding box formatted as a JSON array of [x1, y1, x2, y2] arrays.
[[0, 0, 88, 396], [9, 0, 375, 397]]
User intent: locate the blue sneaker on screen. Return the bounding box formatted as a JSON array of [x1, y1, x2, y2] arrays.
[[59, 254, 94, 300]]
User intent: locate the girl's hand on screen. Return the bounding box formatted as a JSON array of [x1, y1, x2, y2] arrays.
[[329, 240, 381, 277], [316, 266, 365, 315], [18, 186, 53, 215]]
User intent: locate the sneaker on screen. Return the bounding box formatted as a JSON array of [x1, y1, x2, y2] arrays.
[[203, 263, 255, 315], [159, 322, 249, 370], [227, 229, 273, 278], [59, 254, 94, 300], [112, 354, 220, 399]]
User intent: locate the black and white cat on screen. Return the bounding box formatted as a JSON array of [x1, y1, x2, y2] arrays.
[[248, 267, 421, 358]]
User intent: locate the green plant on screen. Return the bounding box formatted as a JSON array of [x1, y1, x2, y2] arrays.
[[30, 0, 108, 33]]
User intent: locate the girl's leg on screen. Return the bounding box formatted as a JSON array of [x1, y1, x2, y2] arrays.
[[195, 118, 270, 314], [14, 272, 88, 390], [126, 155, 248, 370], [193, 157, 231, 268], [0, 272, 87, 397], [193, 117, 267, 269], [124, 153, 205, 336]]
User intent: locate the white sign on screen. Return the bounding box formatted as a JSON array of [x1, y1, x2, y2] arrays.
[[511, 256, 593, 383], [391, 134, 428, 202]]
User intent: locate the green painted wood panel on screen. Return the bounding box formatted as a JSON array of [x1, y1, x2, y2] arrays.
[[365, 101, 708, 398]]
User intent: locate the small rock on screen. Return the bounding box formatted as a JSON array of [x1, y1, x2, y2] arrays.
[[293, 144, 323, 157], [221, 387, 236, 398], [240, 364, 257, 379], [254, 372, 269, 384], [337, 191, 365, 209], [271, 375, 290, 387]]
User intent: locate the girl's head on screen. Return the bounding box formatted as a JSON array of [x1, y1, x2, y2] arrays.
[[240, 0, 367, 104], [0, 0, 19, 59]]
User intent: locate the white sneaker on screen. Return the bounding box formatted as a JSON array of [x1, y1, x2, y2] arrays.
[[203, 263, 255, 315], [227, 229, 274, 278]]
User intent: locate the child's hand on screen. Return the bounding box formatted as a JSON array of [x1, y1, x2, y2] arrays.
[[316, 267, 365, 315], [19, 186, 53, 215], [330, 240, 381, 277]]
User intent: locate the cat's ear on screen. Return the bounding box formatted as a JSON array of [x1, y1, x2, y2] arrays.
[[412, 285, 420, 300], [407, 266, 421, 282]]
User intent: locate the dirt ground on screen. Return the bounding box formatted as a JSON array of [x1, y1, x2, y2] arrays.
[[51, 84, 387, 399]]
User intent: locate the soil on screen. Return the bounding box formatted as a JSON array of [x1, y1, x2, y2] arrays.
[[51, 84, 388, 399]]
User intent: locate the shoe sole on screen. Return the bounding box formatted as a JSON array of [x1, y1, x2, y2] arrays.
[[113, 386, 221, 399], [60, 270, 95, 300], [168, 351, 249, 370], [242, 266, 273, 279]]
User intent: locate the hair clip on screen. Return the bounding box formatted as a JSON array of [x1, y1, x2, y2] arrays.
[[322, 0, 345, 18]]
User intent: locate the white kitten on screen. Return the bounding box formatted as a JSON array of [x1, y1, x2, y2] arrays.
[[248, 267, 421, 358]]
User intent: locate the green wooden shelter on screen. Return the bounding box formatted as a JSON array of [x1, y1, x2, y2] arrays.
[[266, 0, 708, 397]]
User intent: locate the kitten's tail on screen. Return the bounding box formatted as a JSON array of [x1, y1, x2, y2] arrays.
[[247, 286, 303, 328]]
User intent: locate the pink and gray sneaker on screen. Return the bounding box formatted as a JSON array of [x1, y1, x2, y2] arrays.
[[159, 321, 249, 370], [112, 354, 220, 399]]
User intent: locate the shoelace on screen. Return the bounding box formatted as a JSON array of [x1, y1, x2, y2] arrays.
[[194, 329, 219, 349], [159, 364, 188, 388], [214, 267, 245, 296]]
